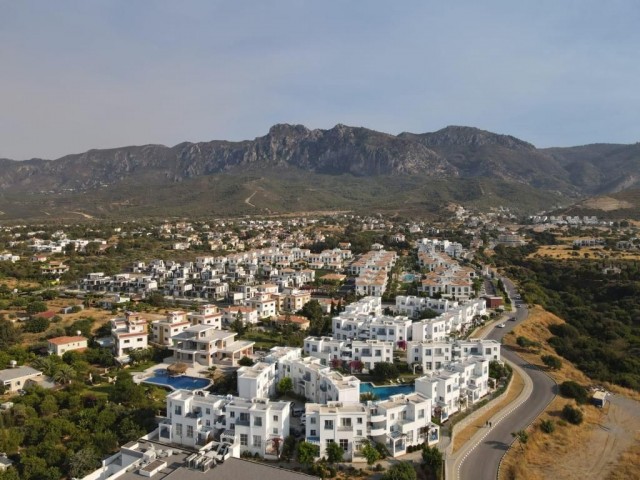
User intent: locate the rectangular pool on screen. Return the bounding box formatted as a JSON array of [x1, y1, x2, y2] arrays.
[[360, 382, 414, 400], [142, 371, 211, 391]]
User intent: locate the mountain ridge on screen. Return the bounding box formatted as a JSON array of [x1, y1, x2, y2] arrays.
[[1, 123, 640, 220]]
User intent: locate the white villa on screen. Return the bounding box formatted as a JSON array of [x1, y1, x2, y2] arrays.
[[170, 325, 254, 367]]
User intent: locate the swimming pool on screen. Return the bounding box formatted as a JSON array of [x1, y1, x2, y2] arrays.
[[360, 382, 414, 400], [142, 370, 211, 391]]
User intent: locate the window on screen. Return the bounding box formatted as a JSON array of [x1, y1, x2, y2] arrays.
[[324, 420, 334, 430], [187, 425, 194, 438], [357, 417, 363, 424], [339, 439, 348, 451], [310, 417, 316, 424], [206, 408, 211, 415], [176, 423, 183, 436], [206, 420, 211, 427], [254, 416, 262, 427], [230, 411, 235, 418], [273, 428, 278, 435], [356, 430, 362, 436], [418, 409, 424, 419], [253, 435, 261, 448], [273, 415, 278, 422], [310, 429, 317, 437], [326, 439, 335, 447], [390, 413, 395, 420], [240, 434, 248, 446], [174, 406, 182, 415], [341, 418, 352, 427]]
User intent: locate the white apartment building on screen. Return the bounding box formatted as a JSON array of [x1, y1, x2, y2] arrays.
[[161, 390, 290, 459], [395, 296, 459, 319], [305, 394, 439, 460], [408, 338, 500, 374], [171, 326, 254, 367], [110, 313, 148, 358], [415, 358, 491, 422], [304, 337, 394, 371], [288, 357, 360, 404], [245, 293, 277, 319], [332, 314, 412, 344], [237, 362, 277, 399], [222, 306, 259, 326]]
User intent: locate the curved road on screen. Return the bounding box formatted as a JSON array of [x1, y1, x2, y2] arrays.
[[457, 277, 557, 480]]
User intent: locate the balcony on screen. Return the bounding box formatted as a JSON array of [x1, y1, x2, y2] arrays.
[[234, 418, 250, 427], [337, 425, 353, 432]]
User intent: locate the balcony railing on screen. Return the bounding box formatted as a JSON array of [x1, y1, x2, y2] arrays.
[[338, 425, 353, 432]]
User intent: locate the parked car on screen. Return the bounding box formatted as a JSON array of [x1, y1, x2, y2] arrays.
[[496, 323, 506, 328]]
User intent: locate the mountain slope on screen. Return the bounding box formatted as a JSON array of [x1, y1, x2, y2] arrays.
[[0, 124, 639, 220]]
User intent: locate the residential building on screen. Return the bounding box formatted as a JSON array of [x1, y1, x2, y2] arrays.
[[222, 306, 259, 326], [170, 326, 254, 367], [47, 335, 88, 356], [151, 311, 191, 346], [111, 313, 148, 358], [161, 390, 290, 458], [305, 394, 439, 460], [0, 366, 43, 392]]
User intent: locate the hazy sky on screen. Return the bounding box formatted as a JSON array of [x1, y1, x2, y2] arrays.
[[1, 1, 639, 159]]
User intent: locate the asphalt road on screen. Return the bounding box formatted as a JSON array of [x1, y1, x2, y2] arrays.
[[457, 277, 557, 480]]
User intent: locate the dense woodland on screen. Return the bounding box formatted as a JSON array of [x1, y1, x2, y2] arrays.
[[489, 244, 640, 391]]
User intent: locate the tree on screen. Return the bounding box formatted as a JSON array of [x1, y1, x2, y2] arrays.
[[69, 447, 100, 478], [23, 316, 50, 333], [382, 461, 417, 480], [349, 360, 364, 373], [53, 364, 76, 385], [372, 362, 398, 382], [0, 318, 21, 350], [297, 441, 319, 465], [326, 440, 344, 463], [277, 377, 293, 397], [238, 356, 254, 367], [110, 371, 146, 406], [511, 430, 529, 451], [541, 355, 562, 370], [422, 445, 443, 479], [281, 435, 296, 462], [361, 441, 380, 465], [300, 300, 324, 323], [26, 301, 48, 316]]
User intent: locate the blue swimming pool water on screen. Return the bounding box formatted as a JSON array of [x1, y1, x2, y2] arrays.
[[143, 372, 210, 391], [403, 274, 417, 282], [360, 382, 414, 400]]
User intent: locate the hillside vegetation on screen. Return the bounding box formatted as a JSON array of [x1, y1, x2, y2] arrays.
[[488, 245, 640, 391]]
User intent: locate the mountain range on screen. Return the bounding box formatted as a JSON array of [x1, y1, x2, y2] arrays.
[[1, 124, 639, 220]]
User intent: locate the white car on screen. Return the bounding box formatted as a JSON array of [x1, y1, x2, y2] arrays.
[[496, 323, 506, 328]]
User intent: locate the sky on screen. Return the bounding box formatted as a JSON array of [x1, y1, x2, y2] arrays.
[[1, 0, 639, 159]]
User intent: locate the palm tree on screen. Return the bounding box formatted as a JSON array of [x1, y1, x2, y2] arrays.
[[32, 357, 57, 377], [53, 364, 77, 385]]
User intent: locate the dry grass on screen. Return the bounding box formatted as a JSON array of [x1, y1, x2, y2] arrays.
[[452, 368, 525, 453], [529, 244, 640, 261], [605, 433, 640, 480], [499, 306, 640, 480]]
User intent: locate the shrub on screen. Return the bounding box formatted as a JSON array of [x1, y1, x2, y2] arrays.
[[559, 381, 588, 404], [541, 355, 562, 370], [540, 419, 555, 434], [562, 404, 583, 425]]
